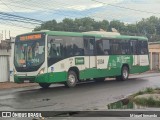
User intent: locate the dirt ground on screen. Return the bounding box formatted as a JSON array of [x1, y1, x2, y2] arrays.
[[0, 82, 37, 89]]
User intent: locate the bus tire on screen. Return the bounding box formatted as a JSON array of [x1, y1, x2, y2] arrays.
[[39, 83, 51, 89], [65, 71, 78, 88], [116, 66, 129, 81]]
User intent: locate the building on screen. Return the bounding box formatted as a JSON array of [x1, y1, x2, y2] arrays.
[[149, 41, 160, 70], [0, 39, 12, 82], [0, 49, 10, 82], [0, 33, 2, 43]]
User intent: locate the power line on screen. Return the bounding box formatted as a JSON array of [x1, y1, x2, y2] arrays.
[[0, 20, 34, 29], [0, 0, 15, 12], [1, 0, 118, 22], [0, 17, 41, 25], [3, 0, 102, 19], [0, 1, 44, 24], [0, 11, 43, 23], [18, 0, 139, 21], [1, 1, 80, 18]]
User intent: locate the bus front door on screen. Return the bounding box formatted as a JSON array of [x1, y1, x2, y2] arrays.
[[83, 36, 97, 78], [130, 40, 140, 66]]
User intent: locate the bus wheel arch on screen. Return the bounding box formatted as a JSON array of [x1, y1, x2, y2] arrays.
[[116, 64, 129, 81], [65, 67, 79, 88]]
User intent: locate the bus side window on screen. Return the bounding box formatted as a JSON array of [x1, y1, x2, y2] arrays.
[[138, 41, 148, 55], [121, 40, 130, 55], [96, 39, 110, 55], [84, 37, 95, 55], [96, 40, 104, 55], [130, 40, 138, 55], [65, 37, 84, 57], [143, 41, 148, 54], [110, 40, 121, 55], [103, 40, 110, 55], [49, 39, 57, 57]]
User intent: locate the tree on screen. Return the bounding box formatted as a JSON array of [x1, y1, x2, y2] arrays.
[[33, 16, 160, 42], [34, 20, 57, 31], [109, 20, 126, 32], [62, 18, 77, 32], [127, 24, 138, 33], [92, 20, 109, 31]]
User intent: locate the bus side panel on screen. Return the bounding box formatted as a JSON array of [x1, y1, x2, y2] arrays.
[[79, 55, 133, 79], [79, 68, 120, 79], [35, 72, 67, 83], [130, 55, 150, 74], [47, 72, 67, 83], [130, 66, 150, 74], [107, 55, 133, 76]]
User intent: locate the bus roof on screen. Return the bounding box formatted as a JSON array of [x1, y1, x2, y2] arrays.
[[17, 30, 148, 41], [84, 31, 147, 40]]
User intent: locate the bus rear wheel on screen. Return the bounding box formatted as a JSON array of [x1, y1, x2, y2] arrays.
[[116, 66, 129, 81], [39, 83, 51, 89], [64, 71, 78, 88]]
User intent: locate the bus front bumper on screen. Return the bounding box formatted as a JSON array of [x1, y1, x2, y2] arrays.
[[14, 75, 36, 83], [14, 72, 67, 83], [14, 73, 51, 83]]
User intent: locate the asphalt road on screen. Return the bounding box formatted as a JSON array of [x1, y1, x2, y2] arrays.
[[0, 72, 160, 112]]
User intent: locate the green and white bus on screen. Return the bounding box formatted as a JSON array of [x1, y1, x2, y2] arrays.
[[14, 30, 149, 88]]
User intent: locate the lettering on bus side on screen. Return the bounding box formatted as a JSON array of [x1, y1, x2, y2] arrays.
[[97, 59, 104, 65]]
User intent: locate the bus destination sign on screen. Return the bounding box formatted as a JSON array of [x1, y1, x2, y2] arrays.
[[20, 34, 41, 41]]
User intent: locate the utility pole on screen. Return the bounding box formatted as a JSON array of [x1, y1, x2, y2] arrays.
[[9, 30, 10, 38], [2, 30, 3, 40], [5, 30, 6, 40]]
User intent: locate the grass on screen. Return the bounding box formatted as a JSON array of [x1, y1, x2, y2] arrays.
[[145, 88, 154, 93], [131, 87, 155, 98], [107, 87, 160, 109], [134, 97, 160, 107], [128, 87, 160, 107]]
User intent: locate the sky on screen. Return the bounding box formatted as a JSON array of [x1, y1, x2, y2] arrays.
[[0, 0, 160, 39]]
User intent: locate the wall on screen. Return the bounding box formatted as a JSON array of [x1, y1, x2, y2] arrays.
[[0, 56, 9, 82], [149, 43, 160, 70]]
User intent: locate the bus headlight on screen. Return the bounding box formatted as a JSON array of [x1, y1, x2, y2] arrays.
[[38, 68, 45, 75]]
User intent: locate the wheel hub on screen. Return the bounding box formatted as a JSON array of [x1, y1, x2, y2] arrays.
[[68, 74, 75, 84], [123, 69, 128, 78]]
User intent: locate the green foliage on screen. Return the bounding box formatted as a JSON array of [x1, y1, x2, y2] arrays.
[[134, 97, 160, 107], [130, 87, 156, 99], [34, 16, 160, 42], [145, 87, 154, 93]]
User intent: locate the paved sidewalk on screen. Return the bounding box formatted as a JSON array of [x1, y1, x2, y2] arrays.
[[144, 70, 160, 73], [0, 82, 37, 89]]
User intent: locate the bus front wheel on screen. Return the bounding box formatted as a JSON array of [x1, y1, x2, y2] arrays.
[[65, 71, 78, 88], [39, 83, 51, 89], [116, 66, 129, 81]]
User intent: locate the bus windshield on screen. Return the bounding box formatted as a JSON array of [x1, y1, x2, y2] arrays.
[[14, 34, 45, 72]]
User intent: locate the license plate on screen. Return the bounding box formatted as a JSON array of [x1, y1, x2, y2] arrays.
[[23, 80, 30, 83]]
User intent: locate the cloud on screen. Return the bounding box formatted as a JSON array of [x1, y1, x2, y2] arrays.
[[151, 0, 160, 3], [0, 0, 160, 37], [88, 0, 160, 23], [0, 0, 126, 12]]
